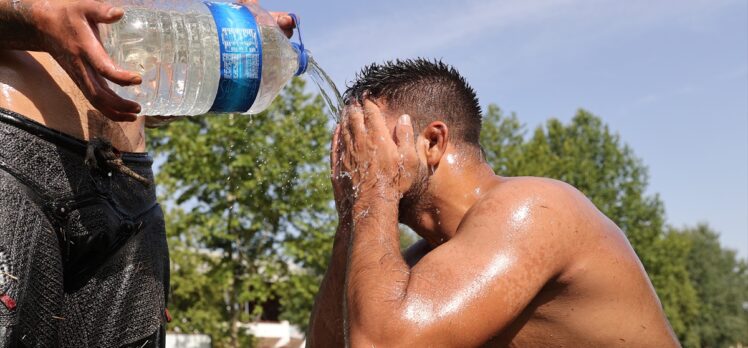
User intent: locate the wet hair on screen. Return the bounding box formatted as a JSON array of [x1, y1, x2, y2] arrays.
[[344, 58, 482, 149]]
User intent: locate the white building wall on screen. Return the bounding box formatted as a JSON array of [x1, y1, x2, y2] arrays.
[[242, 320, 306, 348], [165, 333, 212, 348]]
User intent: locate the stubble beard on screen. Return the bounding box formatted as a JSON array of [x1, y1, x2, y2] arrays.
[[398, 163, 434, 226]]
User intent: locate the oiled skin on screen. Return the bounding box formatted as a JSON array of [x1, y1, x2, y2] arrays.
[[415, 177, 675, 347], [307, 101, 680, 347], [0, 50, 146, 151]]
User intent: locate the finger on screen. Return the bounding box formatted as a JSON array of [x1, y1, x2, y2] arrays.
[[90, 65, 140, 112], [340, 117, 354, 172], [362, 99, 389, 140], [82, 63, 140, 119], [92, 94, 138, 121], [271, 12, 296, 31], [85, 1, 125, 24], [331, 124, 341, 173], [89, 91, 138, 121], [272, 13, 294, 38], [281, 27, 293, 39], [80, 3, 142, 86], [55, 56, 136, 121], [394, 114, 415, 147], [345, 105, 364, 134], [341, 115, 352, 153], [347, 106, 367, 151], [80, 33, 142, 86]]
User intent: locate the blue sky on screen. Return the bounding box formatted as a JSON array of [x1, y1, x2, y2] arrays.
[[284, 0, 748, 258]]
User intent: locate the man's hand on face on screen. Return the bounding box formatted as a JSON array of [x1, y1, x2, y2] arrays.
[[333, 100, 419, 215], [25, 0, 142, 121]]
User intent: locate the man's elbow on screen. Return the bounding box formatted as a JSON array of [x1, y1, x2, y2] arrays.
[[347, 312, 440, 348], [346, 289, 445, 346], [348, 322, 421, 348]]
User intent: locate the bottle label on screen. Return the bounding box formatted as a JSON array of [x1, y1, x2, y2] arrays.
[[204, 1, 262, 113]]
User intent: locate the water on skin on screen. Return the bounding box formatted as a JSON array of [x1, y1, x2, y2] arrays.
[[403, 253, 514, 325]]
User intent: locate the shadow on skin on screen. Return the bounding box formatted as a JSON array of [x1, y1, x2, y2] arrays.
[[0, 51, 83, 139], [86, 110, 132, 151], [1, 51, 137, 151], [492, 278, 565, 345]]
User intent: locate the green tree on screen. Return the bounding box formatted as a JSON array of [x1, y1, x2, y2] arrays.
[[676, 224, 748, 347], [149, 78, 335, 347], [480, 106, 700, 341]]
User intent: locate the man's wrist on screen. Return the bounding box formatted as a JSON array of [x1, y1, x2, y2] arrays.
[[334, 215, 352, 242], [351, 195, 399, 226], [356, 184, 400, 205]]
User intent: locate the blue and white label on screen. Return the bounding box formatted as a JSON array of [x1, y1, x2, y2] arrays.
[[204, 1, 262, 113]]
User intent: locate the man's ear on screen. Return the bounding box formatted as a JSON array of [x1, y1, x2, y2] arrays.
[[421, 121, 449, 167]]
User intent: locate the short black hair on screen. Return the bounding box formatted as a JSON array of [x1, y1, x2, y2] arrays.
[[344, 58, 482, 148]]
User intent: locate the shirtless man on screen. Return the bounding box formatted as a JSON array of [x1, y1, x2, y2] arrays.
[[307, 59, 680, 347], [0, 1, 292, 346]]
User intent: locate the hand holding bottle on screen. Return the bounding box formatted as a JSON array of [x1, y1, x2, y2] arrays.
[[238, 0, 296, 38], [1, 0, 143, 120], [1, 0, 296, 121]]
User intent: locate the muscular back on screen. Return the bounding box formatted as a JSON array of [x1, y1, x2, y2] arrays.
[[0, 50, 145, 151], [407, 177, 679, 347]]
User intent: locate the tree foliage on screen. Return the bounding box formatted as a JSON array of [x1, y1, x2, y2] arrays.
[[676, 224, 748, 347]]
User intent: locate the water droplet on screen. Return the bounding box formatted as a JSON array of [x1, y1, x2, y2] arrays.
[[446, 154, 457, 165]]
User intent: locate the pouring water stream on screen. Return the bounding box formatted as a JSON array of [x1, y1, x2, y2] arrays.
[[306, 56, 344, 122]]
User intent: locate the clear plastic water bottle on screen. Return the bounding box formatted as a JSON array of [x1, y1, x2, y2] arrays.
[[98, 0, 309, 116]]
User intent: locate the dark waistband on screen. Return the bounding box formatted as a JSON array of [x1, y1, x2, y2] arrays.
[[0, 106, 153, 164], [0, 106, 157, 205]]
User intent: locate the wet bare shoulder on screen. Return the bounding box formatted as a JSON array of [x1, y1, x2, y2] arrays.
[[469, 176, 596, 223], [458, 176, 602, 258]]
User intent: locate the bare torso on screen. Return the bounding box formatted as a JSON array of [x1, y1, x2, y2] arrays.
[[0, 50, 145, 151], [407, 176, 679, 347]]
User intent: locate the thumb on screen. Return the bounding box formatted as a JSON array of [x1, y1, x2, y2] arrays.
[[86, 2, 125, 24]]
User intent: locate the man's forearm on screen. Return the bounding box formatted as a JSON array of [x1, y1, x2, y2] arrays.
[[307, 221, 351, 347], [0, 0, 43, 51], [345, 198, 411, 343]]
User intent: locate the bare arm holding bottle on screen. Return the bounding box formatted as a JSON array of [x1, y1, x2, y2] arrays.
[[0, 0, 296, 121], [0, 0, 142, 120]]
